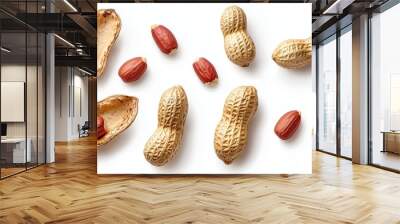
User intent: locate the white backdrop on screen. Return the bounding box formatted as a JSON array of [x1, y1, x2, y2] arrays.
[[97, 3, 313, 174]]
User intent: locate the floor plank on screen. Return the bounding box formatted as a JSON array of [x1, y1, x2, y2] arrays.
[[0, 136, 400, 223]]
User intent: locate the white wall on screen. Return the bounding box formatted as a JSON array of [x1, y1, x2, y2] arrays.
[[1, 63, 46, 164], [54, 67, 89, 141], [72, 73, 89, 138], [1, 65, 26, 138], [1, 65, 40, 137], [55, 67, 68, 141]]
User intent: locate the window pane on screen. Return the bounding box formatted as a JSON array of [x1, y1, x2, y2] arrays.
[[318, 36, 337, 154], [1, 31, 27, 177], [340, 28, 352, 158], [371, 4, 400, 171], [27, 31, 38, 169]]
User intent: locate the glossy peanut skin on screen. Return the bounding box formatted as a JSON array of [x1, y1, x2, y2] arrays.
[[97, 116, 107, 139], [118, 57, 147, 82], [274, 110, 301, 140], [193, 57, 218, 85], [151, 25, 178, 54]]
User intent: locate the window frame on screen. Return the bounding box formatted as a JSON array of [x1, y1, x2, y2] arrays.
[[315, 24, 353, 161]]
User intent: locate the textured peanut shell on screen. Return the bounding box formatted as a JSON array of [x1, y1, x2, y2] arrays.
[[214, 86, 258, 164], [144, 86, 188, 166], [97, 9, 121, 77], [272, 38, 312, 69], [97, 95, 138, 147], [221, 6, 256, 67]]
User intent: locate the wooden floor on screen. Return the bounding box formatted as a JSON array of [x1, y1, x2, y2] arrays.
[[373, 150, 400, 171], [1, 163, 44, 178], [1, 137, 400, 223], [1, 167, 26, 178]]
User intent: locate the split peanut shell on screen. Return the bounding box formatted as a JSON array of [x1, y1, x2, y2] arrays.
[[97, 9, 121, 77], [97, 95, 138, 147]]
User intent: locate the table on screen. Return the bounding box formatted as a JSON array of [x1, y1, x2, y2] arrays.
[[381, 131, 400, 154], [1, 138, 31, 163]]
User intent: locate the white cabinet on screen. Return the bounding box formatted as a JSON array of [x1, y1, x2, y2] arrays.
[[1, 138, 32, 163]]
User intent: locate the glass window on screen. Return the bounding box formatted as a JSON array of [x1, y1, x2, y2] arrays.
[[339, 27, 352, 158], [0, 1, 46, 179], [371, 3, 400, 171], [1, 31, 28, 178], [318, 36, 337, 154], [27, 31, 38, 169]]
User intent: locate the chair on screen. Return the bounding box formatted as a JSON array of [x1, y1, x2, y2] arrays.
[[78, 121, 90, 138]]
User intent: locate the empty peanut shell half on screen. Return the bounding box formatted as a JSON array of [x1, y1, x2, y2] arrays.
[[97, 95, 138, 147], [97, 9, 121, 77]]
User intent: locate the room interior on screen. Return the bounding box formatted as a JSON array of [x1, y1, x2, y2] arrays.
[[0, 0, 96, 179], [314, 0, 400, 172], [0, 29, 46, 178], [0, 0, 400, 223]]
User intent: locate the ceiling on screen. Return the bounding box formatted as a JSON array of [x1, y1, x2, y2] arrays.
[[308, 0, 391, 43], [0, 0, 96, 75]]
